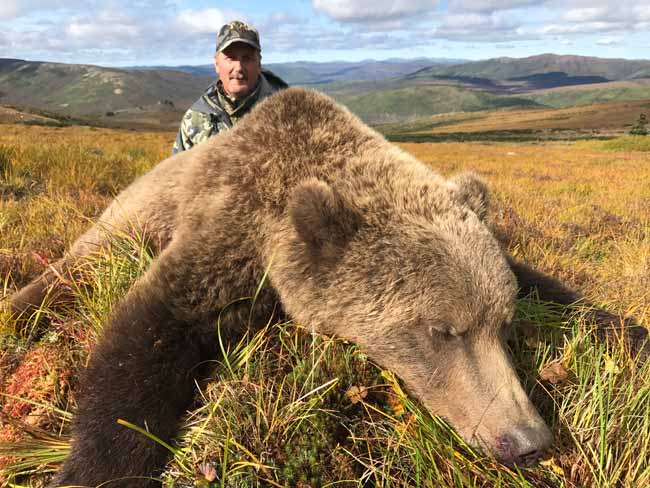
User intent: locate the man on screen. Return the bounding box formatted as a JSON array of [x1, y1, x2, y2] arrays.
[[172, 20, 288, 153]]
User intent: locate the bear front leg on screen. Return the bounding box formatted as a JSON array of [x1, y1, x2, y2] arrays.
[[7, 225, 108, 320], [51, 264, 206, 487], [5, 260, 64, 317], [508, 257, 648, 361]]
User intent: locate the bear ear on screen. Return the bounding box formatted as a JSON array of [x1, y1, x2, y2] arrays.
[[289, 178, 360, 257], [447, 172, 490, 221]]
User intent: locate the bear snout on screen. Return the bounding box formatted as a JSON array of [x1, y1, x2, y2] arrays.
[[495, 424, 553, 466]]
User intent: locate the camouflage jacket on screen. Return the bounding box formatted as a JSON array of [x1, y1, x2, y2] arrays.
[[172, 70, 288, 154]]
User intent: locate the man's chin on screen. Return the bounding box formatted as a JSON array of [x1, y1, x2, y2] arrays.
[[226, 84, 252, 99]]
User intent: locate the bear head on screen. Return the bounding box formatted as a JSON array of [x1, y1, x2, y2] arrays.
[[272, 157, 553, 465]]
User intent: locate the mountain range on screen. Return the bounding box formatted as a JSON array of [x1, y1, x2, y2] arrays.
[[1, 54, 649, 125], [143, 58, 468, 85]]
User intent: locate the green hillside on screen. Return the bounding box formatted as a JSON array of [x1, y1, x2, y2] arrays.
[[333, 84, 540, 123], [0, 59, 211, 115], [413, 54, 650, 83], [2, 54, 650, 123], [524, 80, 650, 108]]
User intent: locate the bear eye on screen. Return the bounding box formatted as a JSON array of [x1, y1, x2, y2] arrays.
[[428, 324, 462, 341]]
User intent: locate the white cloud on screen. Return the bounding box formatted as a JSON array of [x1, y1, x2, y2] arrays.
[[0, 0, 87, 20], [435, 12, 524, 41], [1, 0, 649, 65], [265, 12, 302, 25], [596, 38, 621, 46], [66, 9, 139, 43], [563, 7, 610, 22], [556, 1, 650, 25], [635, 5, 650, 21], [448, 0, 545, 13], [263, 22, 400, 51], [541, 21, 626, 35], [176, 8, 227, 35], [312, 0, 439, 22], [67, 23, 139, 41], [0, 2, 20, 20], [309, 0, 546, 42], [1, 5, 245, 63], [436, 0, 650, 43]]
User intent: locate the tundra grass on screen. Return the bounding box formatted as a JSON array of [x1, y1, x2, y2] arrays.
[[378, 100, 650, 142], [0, 123, 649, 486]]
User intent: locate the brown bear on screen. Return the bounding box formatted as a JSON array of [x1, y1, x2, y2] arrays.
[[3, 88, 643, 486]]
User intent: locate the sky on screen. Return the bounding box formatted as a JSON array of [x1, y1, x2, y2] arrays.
[[1, 0, 649, 67]]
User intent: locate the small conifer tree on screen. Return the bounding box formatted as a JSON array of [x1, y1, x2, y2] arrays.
[[630, 113, 648, 136]]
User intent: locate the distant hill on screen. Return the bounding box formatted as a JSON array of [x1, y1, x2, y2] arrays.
[[128, 65, 215, 77], [267, 59, 467, 84], [129, 58, 467, 85], [523, 79, 650, 108], [330, 83, 540, 123], [0, 58, 212, 115], [334, 53, 650, 122], [410, 54, 650, 89], [1, 54, 649, 125]]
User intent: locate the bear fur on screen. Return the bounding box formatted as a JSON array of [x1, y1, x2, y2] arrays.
[[5, 88, 645, 486]]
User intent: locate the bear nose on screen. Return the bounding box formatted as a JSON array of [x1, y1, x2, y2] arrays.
[[496, 425, 553, 466]]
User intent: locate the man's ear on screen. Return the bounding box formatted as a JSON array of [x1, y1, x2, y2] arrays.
[[447, 172, 490, 220], [288, 178, 360, 258]]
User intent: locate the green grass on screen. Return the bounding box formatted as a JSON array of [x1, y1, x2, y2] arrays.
[[333, 84, 539, 124], [526, 87, 650, 109], [598, 136, 650, 152], [5, 259, 648, 487]]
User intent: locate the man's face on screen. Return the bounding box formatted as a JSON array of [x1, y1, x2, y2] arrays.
[[215, 43, 261, 100]]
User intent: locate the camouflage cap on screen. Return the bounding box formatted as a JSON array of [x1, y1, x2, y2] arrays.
[[216, 21, 261, 53]]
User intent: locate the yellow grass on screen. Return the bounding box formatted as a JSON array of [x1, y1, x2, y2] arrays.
[[407, 100, 650, 135], [0, 124, 168, 286]]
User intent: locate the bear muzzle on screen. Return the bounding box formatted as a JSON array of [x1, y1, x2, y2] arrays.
[[495, 423, 554, 466]]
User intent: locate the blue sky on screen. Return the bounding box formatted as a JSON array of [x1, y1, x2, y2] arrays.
[[1, 1, 649, 66]]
